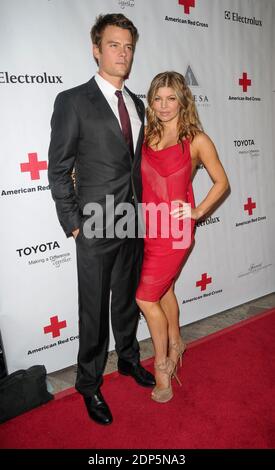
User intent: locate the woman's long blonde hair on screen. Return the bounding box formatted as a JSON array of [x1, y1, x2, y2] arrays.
[[145, 71, 203, 146]]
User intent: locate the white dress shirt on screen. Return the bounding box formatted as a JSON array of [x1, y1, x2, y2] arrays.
[[95, 72, 141, 152]]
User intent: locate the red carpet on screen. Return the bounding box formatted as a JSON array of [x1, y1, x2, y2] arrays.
[[0, 308, 274, 449]]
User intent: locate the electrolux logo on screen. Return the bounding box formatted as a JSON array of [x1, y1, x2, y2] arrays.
[[0, 71, 63, 84], [196, 215, 221, 228], [224, 10, 262, 26]]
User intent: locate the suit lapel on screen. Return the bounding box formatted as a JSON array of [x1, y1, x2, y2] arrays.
[[86, 77, 123, 141], [85, 77, 144, 165]]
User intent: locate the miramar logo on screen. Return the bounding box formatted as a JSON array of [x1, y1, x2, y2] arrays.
[[118, 0, 135, 9], [224, 10, 262, 27], [185, 65, 210, 107], [228, 72, 261, 102], [165, 0, 208, 29]]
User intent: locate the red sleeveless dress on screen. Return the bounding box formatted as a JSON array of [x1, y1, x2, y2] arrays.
[[136, 140, 195, 301]]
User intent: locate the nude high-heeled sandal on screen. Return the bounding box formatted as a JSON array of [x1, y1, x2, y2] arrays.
[[169, 336, 186, 369], [151, 358, 178, 403]]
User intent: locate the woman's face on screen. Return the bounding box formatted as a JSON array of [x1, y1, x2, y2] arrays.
[[152, 86, 180, 123]]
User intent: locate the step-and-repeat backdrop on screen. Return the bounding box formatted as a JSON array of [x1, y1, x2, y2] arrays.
[[1, 0, 274, 373]]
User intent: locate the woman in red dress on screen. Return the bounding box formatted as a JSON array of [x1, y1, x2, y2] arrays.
[[136, 72, 229, 403]]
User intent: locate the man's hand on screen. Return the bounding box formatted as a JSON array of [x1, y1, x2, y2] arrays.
[[72, 228, 80, 239]]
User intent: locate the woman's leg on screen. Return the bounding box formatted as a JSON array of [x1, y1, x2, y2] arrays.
[[160, 285, 184, 365], [136, 298, 169, 389]]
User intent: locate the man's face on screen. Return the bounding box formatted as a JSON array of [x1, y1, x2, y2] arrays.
[[93, 25, 134, 82]]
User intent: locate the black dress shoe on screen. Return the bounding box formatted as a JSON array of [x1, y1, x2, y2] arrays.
[[83, 390, 113, 425], [118, 358, 156, 387]]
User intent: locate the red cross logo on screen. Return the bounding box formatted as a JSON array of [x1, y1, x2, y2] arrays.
[[244, 197, 256, 216], [239, 73, 251, 92], [179, 0, 195, 14], [44, 315, 67, 338], [196, 273, 212, 291], [20, 152, 48, 180]]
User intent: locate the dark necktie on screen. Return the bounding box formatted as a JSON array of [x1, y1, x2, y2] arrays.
[[115, 90, 134, 158]]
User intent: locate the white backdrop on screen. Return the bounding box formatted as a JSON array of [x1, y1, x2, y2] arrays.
[[0, 0, 274, 374]]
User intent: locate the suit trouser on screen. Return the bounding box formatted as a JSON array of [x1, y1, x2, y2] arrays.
[[75, 235, 143, 396]]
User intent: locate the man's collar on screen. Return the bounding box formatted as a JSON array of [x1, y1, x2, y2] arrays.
[[95, 72, 126, 96]]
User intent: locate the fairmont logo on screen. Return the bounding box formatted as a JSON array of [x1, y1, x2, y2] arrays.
[[16, 241, 60, 257], [165, 0, 208, 29], [0, 72, 63, 84], [185, 65, 210, 107], [228, 72, 261, 102], [224, 11, 262, 27], [238, 261, 272, 279]]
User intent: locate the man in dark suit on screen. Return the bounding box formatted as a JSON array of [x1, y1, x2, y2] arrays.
[[48, 13, 155, 425]]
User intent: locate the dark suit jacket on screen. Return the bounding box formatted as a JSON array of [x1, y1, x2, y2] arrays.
[[48, 77, 145, 238]]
